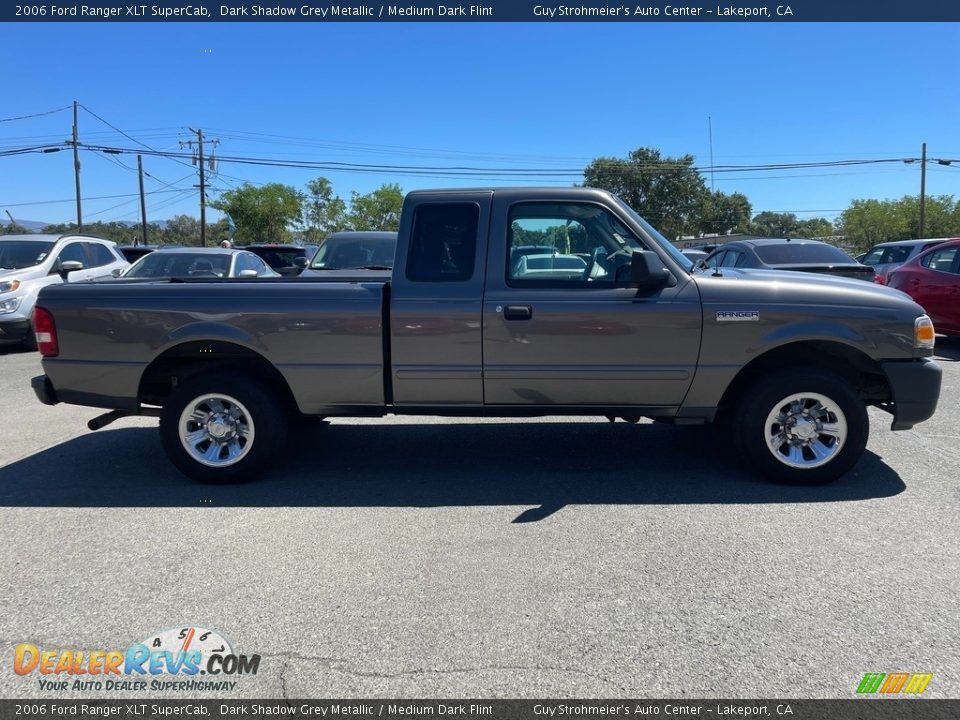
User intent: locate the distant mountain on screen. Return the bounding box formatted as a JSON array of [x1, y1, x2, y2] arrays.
[[0, 219, 49, 231]]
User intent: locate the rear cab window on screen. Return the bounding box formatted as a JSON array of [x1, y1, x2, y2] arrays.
[[405, 203, 479, 283]]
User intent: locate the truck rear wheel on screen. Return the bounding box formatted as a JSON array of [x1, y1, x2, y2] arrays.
[[159, 371, 287, 484], [733, 368, 868, 485]]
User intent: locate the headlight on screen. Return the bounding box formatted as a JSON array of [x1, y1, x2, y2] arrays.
[[0, 297, 21, 314], [0, 279, 20, 293], [914, 315, 936, 349]]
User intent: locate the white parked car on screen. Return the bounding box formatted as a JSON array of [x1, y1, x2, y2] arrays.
[[0, 234, 129, 349], [121, 247, 281, 280]]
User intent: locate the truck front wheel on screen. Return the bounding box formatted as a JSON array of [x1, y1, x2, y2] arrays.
[[159, 371, 287, 483], [733, 369, 869, 485]]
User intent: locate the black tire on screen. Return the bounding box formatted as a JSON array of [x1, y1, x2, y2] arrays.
[[732, 368, 869, 486], [159, 370, 287, 484]]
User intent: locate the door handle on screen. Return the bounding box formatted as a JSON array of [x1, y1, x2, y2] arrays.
[[503, 305, 533, 321]]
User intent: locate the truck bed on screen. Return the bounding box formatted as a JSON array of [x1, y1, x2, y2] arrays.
[[36, 278, 390, 415]]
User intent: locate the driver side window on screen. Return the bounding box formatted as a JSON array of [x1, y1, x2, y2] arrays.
[[56, 242, 87, 266], [507, 202, 645, 286]]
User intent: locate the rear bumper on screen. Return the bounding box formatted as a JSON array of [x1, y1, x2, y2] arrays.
[[880, 358, 942, 430], [32, 374, 59, 406], [0, 318, 31, 344]]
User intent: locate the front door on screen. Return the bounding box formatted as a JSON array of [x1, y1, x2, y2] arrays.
[[482, 200, 702, 407]]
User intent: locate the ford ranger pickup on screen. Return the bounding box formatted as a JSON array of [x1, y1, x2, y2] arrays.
[[30, 188, 942, 485]]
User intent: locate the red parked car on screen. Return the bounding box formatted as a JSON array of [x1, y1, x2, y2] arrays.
[[887, 238, 960, 335]]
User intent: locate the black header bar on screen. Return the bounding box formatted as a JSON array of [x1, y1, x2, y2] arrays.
[[1, 700, 959, 720], [4, 0, 960, 22]]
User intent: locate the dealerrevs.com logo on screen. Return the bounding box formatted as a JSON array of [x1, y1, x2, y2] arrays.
[[14, 626, 260, 693]]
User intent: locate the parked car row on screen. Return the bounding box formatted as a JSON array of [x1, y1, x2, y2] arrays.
[[860, 238, 955, 284], [693, 236, 960, 337], [0, 231, 402, 350]]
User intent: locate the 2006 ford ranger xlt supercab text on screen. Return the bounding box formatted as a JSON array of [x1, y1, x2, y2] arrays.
[[31, 188, 942, 485]]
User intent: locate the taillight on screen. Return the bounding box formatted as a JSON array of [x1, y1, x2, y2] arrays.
[[873, 273, 885, 284], [33, 306, 58, 357]]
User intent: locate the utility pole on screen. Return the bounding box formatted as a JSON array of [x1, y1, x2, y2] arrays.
[[708, 115, 715, 192], [72, 100, 83, 231], [919, 142, 927, 238], [182, 129, 218, 246], [197, 129, 206, 246], [137, 154, 148, 246]]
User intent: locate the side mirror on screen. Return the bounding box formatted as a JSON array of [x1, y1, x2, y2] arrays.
[[111, 268, 122, 278], [238, 269, 259, 279], [294, 256, 308, 269], [59, 260, 84, 280], [630, 251, 670, 289]]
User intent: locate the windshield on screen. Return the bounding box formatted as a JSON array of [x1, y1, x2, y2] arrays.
[[755, 243, 854, 265], [0, 241, 55, 270], [251, 248, 303, 270], [312, 236, 396, 269], [124, 252, 233, 278], [613, 197, 694, 271]]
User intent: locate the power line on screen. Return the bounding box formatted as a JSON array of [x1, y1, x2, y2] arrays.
[[0, 188, 190, 208], [75, 143, 932, 177], [0, 105, 72, 123], [79, 104, 196, 171]]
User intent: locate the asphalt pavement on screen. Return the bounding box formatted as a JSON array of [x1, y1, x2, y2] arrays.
[[0, 340, 958, 699]]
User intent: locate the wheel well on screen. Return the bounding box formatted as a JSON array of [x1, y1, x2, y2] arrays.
[[716, 341, 891, 417], [138, 341, 299, 414]]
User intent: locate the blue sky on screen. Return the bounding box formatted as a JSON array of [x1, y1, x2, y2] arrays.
[[1, 22, 959, 229]]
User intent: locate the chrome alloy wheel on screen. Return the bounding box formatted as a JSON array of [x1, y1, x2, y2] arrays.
[[178, 393, 256, 468], [764, 392, 848, 469]]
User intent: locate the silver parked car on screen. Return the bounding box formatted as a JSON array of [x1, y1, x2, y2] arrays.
[[0, 234, 129, 348], [122, 247, 280, 280], [860, 238, 955, 284]]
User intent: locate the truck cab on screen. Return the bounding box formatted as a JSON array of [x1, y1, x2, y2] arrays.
[[389, 189, 700, 409]]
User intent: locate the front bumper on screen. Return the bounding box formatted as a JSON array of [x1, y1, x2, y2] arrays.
[[880, 358, 942, 430], [0, 318, 31, 344], [31, 375, 59, 406]]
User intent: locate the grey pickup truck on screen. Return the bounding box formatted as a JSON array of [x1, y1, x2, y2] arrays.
[[31, 188, 941, 485]]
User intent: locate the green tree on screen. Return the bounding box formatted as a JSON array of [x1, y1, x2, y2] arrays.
[[698, 191, 752, 235], [750, 211, 801, 237], [794, 217, 835, 238], [347, 183, 404, 231], [839, 195, 960, 251], [301, 177, 347, 240], [209, 183, 302, 243], [162, 215, 201, 245], [41, 221, 139, 244], [583, 148, 709, 240], [2, 221, 31, 235]]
